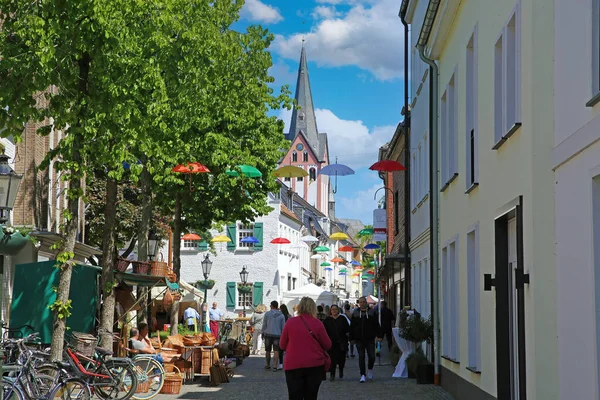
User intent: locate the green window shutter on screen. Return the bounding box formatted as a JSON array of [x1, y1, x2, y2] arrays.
[[226, 282, 236, 308], [253, 222, 264, 251], [198, 240, 208, 251], [253, 282, 263, 307], [226, 224, 236, 250]]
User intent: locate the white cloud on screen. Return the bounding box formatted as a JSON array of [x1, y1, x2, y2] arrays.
[[273, 0, 403, 80], [336, 183, 382, 225], [240, 0, 283, 24], [279, 108, 396, 170], [268, 59, 297, 87], [311, 6, 342, 20]]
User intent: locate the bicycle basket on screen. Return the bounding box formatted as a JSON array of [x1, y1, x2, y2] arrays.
[[69, 332, 97, 357]]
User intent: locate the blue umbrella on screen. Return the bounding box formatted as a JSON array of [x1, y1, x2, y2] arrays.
[[240, 236, 259, 244], [350, 260, 361, 266], [324, 267, 333, 271], [364, 243, 381, 250], [318, 157, 355, 193]]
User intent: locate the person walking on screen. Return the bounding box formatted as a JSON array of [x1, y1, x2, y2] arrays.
[[250, 304, 267, 355], [316, 305, 327, 322], [323, 304, 349, 381], [262, 300, 286, 371], [280, 297, 331, 400], [378, 301, 396, 351], [183, 305, 201, 332], [278, 304, 292, 369], [343, 303, 356, 358], [349, 296, 383, 383], [209, 302, 224, 340]]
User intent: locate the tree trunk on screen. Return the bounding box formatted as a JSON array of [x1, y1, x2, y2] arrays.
[[49, 176, 81, 361], [169, 195, 182, 335], [98, 177, 118, 349], [136, 166, 152, 325]]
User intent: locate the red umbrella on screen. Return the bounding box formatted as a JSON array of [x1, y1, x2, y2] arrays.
[[172, 162, 210, 174], [270, 237, 291, 244], [369, 160, 406, 172], [338, 245, 353, 252], [182, 233, 201, 241]]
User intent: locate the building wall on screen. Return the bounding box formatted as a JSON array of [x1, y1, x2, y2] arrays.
[[553, 0, 600, 398], [431, 0, 557, 398]]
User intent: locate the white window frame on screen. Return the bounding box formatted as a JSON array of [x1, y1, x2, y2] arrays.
[[466, 25, 479, 192], [442, 236, 460, 362], [236, 284, 254, 309], [467, 223, 481, 372], [237, 223, 255, 250], [181, 239, 198, 250], [441, 71, 458, 190], [493, 2, 522, 148]]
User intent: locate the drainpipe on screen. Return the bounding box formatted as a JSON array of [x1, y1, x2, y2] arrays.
[[417, 0, 441, 386], [399, 0, 411, 312]]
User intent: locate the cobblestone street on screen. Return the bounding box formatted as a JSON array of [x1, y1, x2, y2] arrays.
[[156, 351, 454, 400]]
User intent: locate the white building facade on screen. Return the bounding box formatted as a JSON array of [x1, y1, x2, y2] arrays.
[[553, 0, 600, 398]]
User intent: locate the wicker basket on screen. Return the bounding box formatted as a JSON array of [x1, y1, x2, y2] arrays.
[[135, 380, 150, 393], [115, 258, 130, 272], [160, 366, 183, 395], [70, 332, 96, 357], [150, 253, 169, 277], [132, 261, 150, 275]]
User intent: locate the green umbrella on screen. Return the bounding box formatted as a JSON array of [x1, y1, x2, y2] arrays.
[[320, 262, 331, 266], [370, 261, 376, 266], [314, 246, 330, 252], [339, 268, 347, 273], [225, 164, 263, 178]]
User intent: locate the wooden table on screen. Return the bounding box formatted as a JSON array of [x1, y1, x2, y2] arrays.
[[180, 345, 215, 382]]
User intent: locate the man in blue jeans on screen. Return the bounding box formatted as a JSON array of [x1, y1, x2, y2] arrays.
[[262, 300, 286, 371], [130, 323, 164, 363], [349, 297, 382, 383]]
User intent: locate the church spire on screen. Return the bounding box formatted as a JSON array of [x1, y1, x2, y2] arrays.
[[288, 47, 320, 156]]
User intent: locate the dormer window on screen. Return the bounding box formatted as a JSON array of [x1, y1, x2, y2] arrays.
[[299, 112, 305, 121], [292, 151, 297, 162]]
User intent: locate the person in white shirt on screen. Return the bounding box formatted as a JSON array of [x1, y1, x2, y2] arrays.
[[183, 306, 201, 331]]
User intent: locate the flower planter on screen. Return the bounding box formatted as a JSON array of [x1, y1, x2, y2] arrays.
[[0, 230, 30, 256], [195, 280, 215, 290], [237, 285, 252, 294]]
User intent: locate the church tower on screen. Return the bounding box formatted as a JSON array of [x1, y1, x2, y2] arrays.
[[280, 47, 331, 216]]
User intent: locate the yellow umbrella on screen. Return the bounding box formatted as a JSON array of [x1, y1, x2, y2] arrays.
[[211, 235, 231, 243], [330, 232, 349, 240], [274, 165, 309, 178]]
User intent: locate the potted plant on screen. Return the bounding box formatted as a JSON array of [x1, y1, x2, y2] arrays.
[[195, 279, 215, 290], [0, 226, 33, 256], [237, 283, 252, 294], [400, 313, 434, 384]]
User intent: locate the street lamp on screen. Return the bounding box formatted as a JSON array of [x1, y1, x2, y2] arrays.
[[329, 283, 334, 293], [147, 230, 160, 261], [355, 290, 359, 299], [200, 254, 213, 330], [239, 266, 249, 317], [307, 275, 313, 285]]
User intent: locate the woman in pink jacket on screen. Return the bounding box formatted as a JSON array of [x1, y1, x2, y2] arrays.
[[280, 297, 332, 400]]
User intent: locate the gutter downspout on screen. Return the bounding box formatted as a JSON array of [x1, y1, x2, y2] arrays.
[[399, 0, 411, 312], [416, 0, 441, 386]]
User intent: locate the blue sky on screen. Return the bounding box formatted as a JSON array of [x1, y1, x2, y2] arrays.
[[237, 0, 406, 224]]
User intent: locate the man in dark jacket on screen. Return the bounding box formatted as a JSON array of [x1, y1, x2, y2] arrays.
[[349, 296, 383, 383], [378, 301, 396, 350]]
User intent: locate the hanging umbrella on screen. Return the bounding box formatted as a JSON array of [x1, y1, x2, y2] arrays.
[[369, 160, 406, 172], [172, 162, 210, 192], [330, 257, 344, 263], [339, 268, 347, 273], [364, 243, 381, 250], [182, 233, 201, 241], [330, 232, 349, 241], [370, 261, 376, 266], [301, 235, 319, 242], [275, 165, 308, 178], [271, 237, 291, 244], [318, 158, 355, 194], [240, 236, 259, 244], [311, 254, 324, 260], [211, 235, 231, 243], [338, 245, 354, 252], [366, 270, 375, 275], [314, 246, 330, 252], [324, 267, 333, 271], [320, 262, 331, 267], [359, 228, 374, 235], [226, 165, 262, 178], [350, 260, 361, 266]]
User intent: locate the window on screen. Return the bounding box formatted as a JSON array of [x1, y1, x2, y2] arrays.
[[238, 223, 254, 249], [442, 237, 459, 362], [467, 224, 481, 372], [493, 4, 521, 148], [303, 151, 309, 162], [299, 112, 305, 121], [292, 152, 298, 162], [441, 72, 458, 190], [287, 274, 292, 291], [297, 176, 303, 182], [466, 27, 479, 191], [309, 168, 316, 181], [183, 240, 197, 249], [236, 285, 254, 309], [292, 277, 297, 290], [284, 177, 290, 182], [394, 190, 399, 235]]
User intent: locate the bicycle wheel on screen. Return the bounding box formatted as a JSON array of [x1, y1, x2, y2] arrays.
[[130, 357, 164, 400], [28, 373, 56, 398], [2, 377, 25, 400], [48, 378, 92, 400], [93, 360, 137, 400], [35, 363, 61, 379]]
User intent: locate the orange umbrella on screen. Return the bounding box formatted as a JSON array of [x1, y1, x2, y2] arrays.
[[338, 245, 353, 252], [330, 257, 344, 263], [172, 162, 210, 174], [182, 233, 201, 241]]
